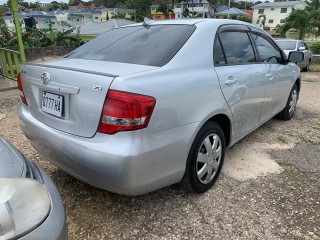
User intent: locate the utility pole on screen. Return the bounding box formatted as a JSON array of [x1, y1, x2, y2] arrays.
[[10, 0, 26, 63]]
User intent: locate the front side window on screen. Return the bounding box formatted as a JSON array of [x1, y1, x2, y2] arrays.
[[251, 33, 282, 64], [67, 25, 196, 67], [219, 31, 255, 65], [258, 9, 264, 14], [280, 8, 287, 13]]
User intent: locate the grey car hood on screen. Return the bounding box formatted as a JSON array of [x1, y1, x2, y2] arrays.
[[0, 138, 26, 178], [38, 58, 159, 76]]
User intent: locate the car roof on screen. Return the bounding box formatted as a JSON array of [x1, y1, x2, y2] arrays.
[[125, 18, 256, 27]]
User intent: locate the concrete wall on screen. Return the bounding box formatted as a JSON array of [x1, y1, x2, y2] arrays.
[[312, 55, 320, 65]]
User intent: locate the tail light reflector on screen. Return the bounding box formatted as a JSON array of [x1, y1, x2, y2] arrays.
[[17, 73, 28, 106], [98, 90, 156, 134]]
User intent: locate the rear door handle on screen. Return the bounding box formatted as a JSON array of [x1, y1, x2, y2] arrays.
[[266, 73, 273, 80]]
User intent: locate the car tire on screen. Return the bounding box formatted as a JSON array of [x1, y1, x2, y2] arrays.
[[276, 84, 299, 121], [302, 59, 311, 72], [179, 122, 225, 193]]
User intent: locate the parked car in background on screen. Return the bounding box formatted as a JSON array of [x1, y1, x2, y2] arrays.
[[275, 39, 312, 71], [18, 19, 304, 195], [0, 137, 67, 239]]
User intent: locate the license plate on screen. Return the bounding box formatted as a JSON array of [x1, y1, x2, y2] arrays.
[[41, 92, 63, 117]]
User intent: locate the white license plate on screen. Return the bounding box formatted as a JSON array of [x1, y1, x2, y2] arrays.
[[41, 92, 63, 117]]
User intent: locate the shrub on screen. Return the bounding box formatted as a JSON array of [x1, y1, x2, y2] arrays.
[[310, 42, 320, 54]]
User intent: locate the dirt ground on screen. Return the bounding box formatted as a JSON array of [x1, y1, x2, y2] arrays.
[[0, 72, 319, 239]]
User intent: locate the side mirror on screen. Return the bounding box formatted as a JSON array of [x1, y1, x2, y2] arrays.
[[298, 46, 306, 51], [288, 51, 304, 63]]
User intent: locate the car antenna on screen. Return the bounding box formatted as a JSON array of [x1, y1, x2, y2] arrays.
[[143, 17, 153, 28]]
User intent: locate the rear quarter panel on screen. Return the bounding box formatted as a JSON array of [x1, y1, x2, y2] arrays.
[[110, 21, 234, 144]]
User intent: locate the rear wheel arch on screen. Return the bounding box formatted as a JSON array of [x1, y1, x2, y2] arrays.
[[207, 114, 231, 147]]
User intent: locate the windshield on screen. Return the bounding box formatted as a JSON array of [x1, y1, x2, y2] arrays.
[[66, 25, 196, 67], [276, 41, 297, 50]]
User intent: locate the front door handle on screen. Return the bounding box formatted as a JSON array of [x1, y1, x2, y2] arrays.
[[225, 77, 238, 86]]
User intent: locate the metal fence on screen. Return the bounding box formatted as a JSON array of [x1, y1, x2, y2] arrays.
[[0, 48, 21, 80]]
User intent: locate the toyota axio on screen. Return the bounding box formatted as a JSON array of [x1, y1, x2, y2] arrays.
[[18, 19, 303, 195]]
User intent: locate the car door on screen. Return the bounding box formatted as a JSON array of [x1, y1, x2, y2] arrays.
[[297, 41, 308, 67], [250, 31, 293, 123], [213, 26, 267, 140], [300, 41, 312, 66]]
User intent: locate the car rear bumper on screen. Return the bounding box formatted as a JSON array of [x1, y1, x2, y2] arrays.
[[21, 162, 67, 240], [18, 104, 198, 195]]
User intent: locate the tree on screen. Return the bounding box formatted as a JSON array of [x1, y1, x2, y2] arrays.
[[282, 10, 309, 39], [306, 0, 319, 10], [50, 1, 61, 10], [116, 0, 152, 22], [0, 5, 6, 16]]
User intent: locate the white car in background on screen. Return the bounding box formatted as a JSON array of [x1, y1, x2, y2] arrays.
[[276, 39, 313, 71]]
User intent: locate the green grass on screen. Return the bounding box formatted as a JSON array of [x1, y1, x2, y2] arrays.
[[277, 135, 288, 144], [80, 36, 96, 41], [309, 65, 320, 72], [303, 79, 317, 82]]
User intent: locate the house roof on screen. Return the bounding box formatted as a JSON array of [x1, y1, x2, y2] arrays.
[[216, 5, 229, 13], [79, 19, 135, 36], [252, 1, 307, 9], [215, 7, 250, 16]]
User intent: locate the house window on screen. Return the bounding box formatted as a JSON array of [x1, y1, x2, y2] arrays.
[[271, 8, 274, 11], [155, 15, 161, 19], [177, 14, 180, 18], [268, 19, 273, 23], [280, 19, 285, 23], [35, 21, 38, 24], [258, 9, 264, 14], [280, 8, 287, 13], [77, 19, 79, 21], [95, 17, 98, 19], [10, 20, 12, 23]]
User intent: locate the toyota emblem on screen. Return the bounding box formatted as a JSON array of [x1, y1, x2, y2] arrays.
[[41, 72, 50, 84]]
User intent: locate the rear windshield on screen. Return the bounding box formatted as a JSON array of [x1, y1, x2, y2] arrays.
[[66, 25, 196, 67], [276, 41, 297, 50]]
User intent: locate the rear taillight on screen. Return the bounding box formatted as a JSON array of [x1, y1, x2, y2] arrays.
[[97, 90, 156, 134], [17, 73, 28, 106]]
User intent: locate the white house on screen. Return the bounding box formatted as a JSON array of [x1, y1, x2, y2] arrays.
[[252, 1, 308, 30], [174, 0, 214, 19]]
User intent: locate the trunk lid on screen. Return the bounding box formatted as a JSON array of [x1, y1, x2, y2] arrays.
[[21, 58, 157, 138]]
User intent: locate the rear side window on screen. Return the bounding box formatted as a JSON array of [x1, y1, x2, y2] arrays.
[[219, 31, 255, 65], [213, 38, 226, 65], [251, 34, 282, 64], [66, 25, 196, 67]]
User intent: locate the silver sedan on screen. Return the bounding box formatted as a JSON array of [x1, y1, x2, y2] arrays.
[[0, 137, 67, 239], [275, 39, 313, 71], [18, 19, 303, 195]]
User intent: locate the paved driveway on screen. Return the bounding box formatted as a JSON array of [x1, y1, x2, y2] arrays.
[[0, 72, 319, 239]]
